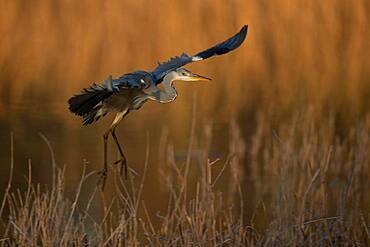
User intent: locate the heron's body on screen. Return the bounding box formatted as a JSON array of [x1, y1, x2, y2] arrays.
[[68, 25, 248, 188], [102, 87, 146, 113]]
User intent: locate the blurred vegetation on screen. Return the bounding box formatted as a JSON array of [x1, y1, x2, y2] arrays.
[[1, 0, 369, 120]]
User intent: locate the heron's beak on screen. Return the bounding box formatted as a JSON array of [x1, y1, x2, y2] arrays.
[[187, 72, 212, 82]]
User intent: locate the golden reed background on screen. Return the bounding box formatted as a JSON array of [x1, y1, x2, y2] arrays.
[[1, 0, 369, 118]]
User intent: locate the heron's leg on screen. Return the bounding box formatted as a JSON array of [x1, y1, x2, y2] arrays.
[[109, 111, 128, 177], [111, 127, 127, 178], [97, 111, 128, 189], [98, 129, 110, 190]]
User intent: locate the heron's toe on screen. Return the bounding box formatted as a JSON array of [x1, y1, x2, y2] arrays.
[[113, 159, 125, 165], [114, 158, 127, 176]]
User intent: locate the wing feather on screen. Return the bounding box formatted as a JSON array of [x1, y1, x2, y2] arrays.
[[151, 53, 193, 81], [111, 70, 152, 90], [151, 25, 248, 83], [194, 25, 248, 60]]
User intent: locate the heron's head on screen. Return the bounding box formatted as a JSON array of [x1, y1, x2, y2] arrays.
[[173, 68, 211, 82]]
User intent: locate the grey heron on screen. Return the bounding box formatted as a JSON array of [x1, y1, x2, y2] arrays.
[[68, 25, 248, 189]]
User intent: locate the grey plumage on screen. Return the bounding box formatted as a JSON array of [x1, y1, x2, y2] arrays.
[[68, 25, 248, 189]]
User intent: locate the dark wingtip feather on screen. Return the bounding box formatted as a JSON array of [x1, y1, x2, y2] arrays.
[[241, 25, 248, 33], [239, 25, 248, 43], [193, 24, 249, 60], [223, 24, 248, 52]]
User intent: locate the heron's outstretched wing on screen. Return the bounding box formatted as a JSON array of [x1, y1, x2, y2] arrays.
[[152, 53, 193, 83], [151, 25, 248, 83]]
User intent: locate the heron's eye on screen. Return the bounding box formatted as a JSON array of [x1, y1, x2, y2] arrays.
[[182, 72, 187, 76]]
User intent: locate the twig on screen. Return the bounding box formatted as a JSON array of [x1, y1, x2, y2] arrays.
[[0, 133, 15, 222]]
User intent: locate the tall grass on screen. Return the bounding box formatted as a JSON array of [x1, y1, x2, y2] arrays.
[[1, 110, 369, 246]]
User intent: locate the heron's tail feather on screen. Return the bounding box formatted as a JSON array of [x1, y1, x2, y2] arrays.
[[68, 84, 112, 124], [82, 105, 108, 125]]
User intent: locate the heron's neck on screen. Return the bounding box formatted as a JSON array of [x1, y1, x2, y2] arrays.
[[159, 73, 178, 103], [163, 72, 179, 86]]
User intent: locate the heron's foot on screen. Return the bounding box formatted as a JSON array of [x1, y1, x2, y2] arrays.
[[113, 159, 139, 178], [97, 168, 108, 190], [114, 158, 128, 178]]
